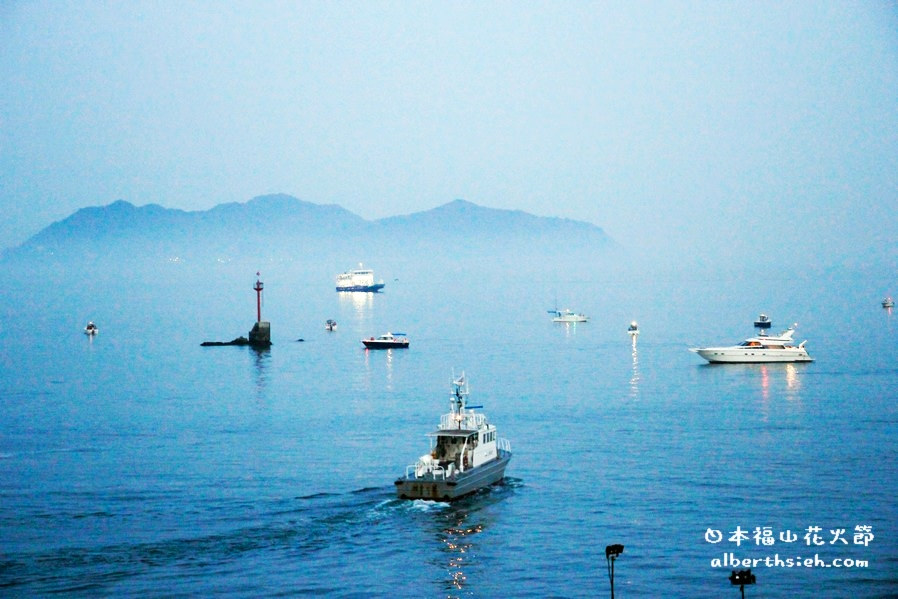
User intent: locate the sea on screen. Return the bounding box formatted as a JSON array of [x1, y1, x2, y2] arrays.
[[1, 256, 896, 598]]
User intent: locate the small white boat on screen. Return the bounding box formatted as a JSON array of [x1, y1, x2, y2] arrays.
[[549, 309, 589, 323], [753, 314, 772, 329], [690, 326, 813, 364], [362, 332, 409, 349], [883, 297, 894, 309], [325, 319, 337, 331], [395, 373, 511, 501], [627, 321, 639, 337], [84, 322, 98, 336]]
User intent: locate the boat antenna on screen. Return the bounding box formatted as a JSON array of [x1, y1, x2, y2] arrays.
[[450, 371, 469, 417]]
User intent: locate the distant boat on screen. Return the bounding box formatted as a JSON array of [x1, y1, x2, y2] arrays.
[[362, 332, 409, 349], [690, 326, 813, 364], [883, 297, 894, 309], [336, 264, 385, 292], [628, 321, 639, 337], [325, 319, 337, 331], [753, 314, 772, 329], [84, 321, 98, 336], [549, 309, 589, 323]]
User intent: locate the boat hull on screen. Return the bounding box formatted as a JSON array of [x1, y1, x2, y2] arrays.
[[336, 283, 385, 293], [362, 340, 408, 349], [395, 452, 511, 501], [692, 348, 813, 363]]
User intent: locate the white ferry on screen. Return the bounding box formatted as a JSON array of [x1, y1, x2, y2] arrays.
[[690, 327, 813, 364], [395, 374, 511, 501], [335, 264, 385, 292]]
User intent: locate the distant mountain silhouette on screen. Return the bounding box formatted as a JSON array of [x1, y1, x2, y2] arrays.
[[3, 194, 614, 264], [379, 198, 608, 241]]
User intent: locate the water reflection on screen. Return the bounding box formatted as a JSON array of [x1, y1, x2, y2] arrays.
[[760, 365, 770, 401], [362, 348, 395, 391], [784, 363, 801, 399], [250, 345, 271, 401], [441, 514, 483, 597], [754, 363, 804, 420], [629, 337, 640, 399], [558, 321, 580, 338], [338, 291, 374, 326]]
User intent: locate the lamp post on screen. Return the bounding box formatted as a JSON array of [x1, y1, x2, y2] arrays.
[[729, 569, 756, 598], [605, 544, 624, 598]]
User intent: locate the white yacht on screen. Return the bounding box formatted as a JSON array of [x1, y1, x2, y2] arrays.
[[84, 322, 98, 336], [628, 321, 639, 337], [883, 297, 894, 309], [690, 327, 813, 364], [335, 264, 385, 292], [549, 309, 589, 323], [395, 373, 511, 501]]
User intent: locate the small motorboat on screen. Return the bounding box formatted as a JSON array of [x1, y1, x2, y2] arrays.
[[325, 319, 337, 331], [84, 321, 98, 336], [883, 297, 895, 309], [627, 321, 639, 337], [362, 332, 409, 349], [753, 314, 772, 329]]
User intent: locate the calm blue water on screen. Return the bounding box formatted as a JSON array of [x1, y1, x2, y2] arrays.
[[1, 258, 896, 597]]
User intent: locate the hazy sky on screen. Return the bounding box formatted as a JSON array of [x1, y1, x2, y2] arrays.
[[1, 1, 896, 266]]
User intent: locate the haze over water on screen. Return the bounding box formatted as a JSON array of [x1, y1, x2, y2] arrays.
[[1, 254, 895, 597]]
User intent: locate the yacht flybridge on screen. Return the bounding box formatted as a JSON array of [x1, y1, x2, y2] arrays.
[[690, 327, 813, 364], [395, 373, 511, 501]]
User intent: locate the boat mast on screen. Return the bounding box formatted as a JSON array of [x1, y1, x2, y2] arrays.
[[451, 373, 468, 422]]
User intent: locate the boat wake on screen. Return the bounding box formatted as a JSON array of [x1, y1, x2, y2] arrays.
[[1, 479, 524, 595]]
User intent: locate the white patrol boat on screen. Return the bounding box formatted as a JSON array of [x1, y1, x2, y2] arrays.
[[335, 264, 385, 292], [395, 374, 511, 501], [690, 326, 813, 364]]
